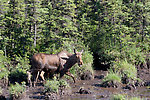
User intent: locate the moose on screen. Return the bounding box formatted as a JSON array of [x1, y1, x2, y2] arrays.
[[30, 49, 83, 86]]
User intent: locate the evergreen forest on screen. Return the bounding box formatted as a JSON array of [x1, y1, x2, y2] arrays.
[[0, 0, 150, 98]]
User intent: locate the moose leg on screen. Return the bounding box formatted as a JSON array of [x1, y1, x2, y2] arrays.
[[27, 71, 32, 87], [40, 71, 45, 81], [35, 71, 40, 82], [65, 71, 76, 83], [32, 70, 37, 87], [33, 71, 40, 87]]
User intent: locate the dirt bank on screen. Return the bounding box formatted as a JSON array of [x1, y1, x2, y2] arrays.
[[2, 67, 150, 100]]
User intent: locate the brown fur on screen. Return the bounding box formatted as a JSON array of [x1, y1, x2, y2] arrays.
[[30, 49, 83, 86]]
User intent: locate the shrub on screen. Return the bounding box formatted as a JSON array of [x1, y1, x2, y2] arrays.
[[108, 44, 146, 65], [113, 60, 140, 83], [9, 82, 26, 99], [9, 67, 27, 84], [0, 66, 9, 80], [129, 97, 142, 100], [123, 45, 146, 65], [111, 94, 126, 100], [59, 79, 69, 88], [44, 78, 60, 93], [103, 69, 121, 83], [15, 56, 31, 71], [80, 50, 94, 74], [119, 60, 137, 81], [0, 50, 10, 80], [44, 78, 70, 94], [101, 69, 121, 88], [111, 94, 143, 100]]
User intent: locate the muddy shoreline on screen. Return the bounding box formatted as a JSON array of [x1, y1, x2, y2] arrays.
[[26, 69, 150, 100], [2, 68, 150, 100]]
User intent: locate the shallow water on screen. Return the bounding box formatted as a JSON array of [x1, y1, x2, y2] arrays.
[[62, 70, 150, 100], [24, 70, 150, 100]]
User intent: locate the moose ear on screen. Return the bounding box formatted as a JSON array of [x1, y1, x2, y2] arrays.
[[74, 49, 76, 54], [80, 49, 83, 54]]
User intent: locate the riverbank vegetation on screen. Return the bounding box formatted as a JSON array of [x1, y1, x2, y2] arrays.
[[111, 94, 142, 100], [0, 0, 150, 99]]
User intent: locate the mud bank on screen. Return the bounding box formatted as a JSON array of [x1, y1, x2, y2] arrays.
[[2, 68, 150, 100]]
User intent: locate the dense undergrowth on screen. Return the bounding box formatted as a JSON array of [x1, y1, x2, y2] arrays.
[[9, 82, 26, 99], [101, 43, 148, 87]]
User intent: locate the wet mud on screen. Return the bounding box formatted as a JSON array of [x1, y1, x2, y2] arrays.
[[23, 70, 150, 100], [62, 70, 150, 100], [2, 68, 150, 100]]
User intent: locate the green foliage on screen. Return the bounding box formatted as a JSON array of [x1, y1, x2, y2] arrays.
[[129, 97, 142, 100], [122, 45, 146, 65], [44, 78, 70, 94], [0, 68, 9, 80], [87, 0, 150, 66], [44, 79, 59, 93], [9, 82, 26, 98], [111, 94, 143, 100], [9, 68, 27, 80], [82, 50, 93, 72], [111, 94, 126, 100], [0, 50, 10, 80], [0, 0, 150, 88], [9, 63, 28, 84], [103, 69, 121, 83], [12, 56, 31, 71], [120, 61, 137, 80], [7, 55, 30, 84], [107, 43, 146, 65], [59, 79, 70, 88], [113, 60, 137, 81]]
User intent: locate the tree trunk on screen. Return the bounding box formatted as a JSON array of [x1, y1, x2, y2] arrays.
[[34, 23, 37, 47]]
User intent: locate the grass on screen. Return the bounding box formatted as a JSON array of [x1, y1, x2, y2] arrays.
[[111, 94, 126, 100], [103, 69, 121, 84], [9, 82, 26, 98], [44, 78, 60, 93], [44, 77, 70, 94], [112, 59, 141, 84], [111, 94, 142, 100], [59, 79, 70, 88], [119, 60, 137, 80], [129, 97, 142, 100], [82, 50, 94, 74]]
